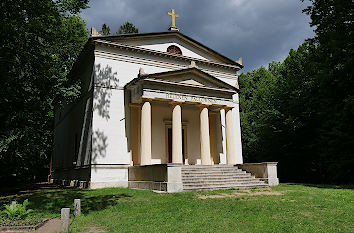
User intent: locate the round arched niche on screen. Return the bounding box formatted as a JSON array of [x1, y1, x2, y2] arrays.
[[167, 45, 182, 55]]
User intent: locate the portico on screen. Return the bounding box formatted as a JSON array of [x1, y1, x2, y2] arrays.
[[126, 67, 241, 167]]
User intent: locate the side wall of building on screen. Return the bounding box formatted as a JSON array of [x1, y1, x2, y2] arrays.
[[90, 46, 171, 187], [52, 46, 95, 186]]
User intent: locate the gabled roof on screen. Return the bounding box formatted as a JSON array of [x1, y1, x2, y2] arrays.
[[90, 31, 243, 68], [125, 67, 239, 93]]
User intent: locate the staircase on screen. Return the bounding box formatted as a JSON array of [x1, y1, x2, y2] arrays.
[[181, 165, 268, 191]]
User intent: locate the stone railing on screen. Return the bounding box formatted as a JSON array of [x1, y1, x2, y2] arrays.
[[238, 162, 279, 186]]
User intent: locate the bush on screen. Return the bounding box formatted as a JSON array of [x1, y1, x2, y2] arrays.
[[1, 199, 33, 220]]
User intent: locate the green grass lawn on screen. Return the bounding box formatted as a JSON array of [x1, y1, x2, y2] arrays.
[[1, 184, 353, 232]]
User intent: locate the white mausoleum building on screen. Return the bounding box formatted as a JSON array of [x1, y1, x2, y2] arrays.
[[53, 16, 278, 192]]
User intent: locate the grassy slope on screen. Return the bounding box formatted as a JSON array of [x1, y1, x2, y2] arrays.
[[0, 184, 353, 232]]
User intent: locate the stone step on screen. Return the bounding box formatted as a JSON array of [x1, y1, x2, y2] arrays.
[[183, 186, 268, 192], [182, 174, 249, 178], [183, 184, 269, 191], [187, 167, 242, 170], [182, 166, 241, 170], [182, 169, 244, 173], [183, 181, 266, 186], [182, 164, 237, 168], [182, 173, 251, 178], [182, 170, 247, 174], [182, 177, 259, 182], [182, 177, 254, 181], [182, 170, 247, 175], [182, 174, 255, 180], [182, 179, 265, 184], [182, 174, 246, 177], [183, 182, 267, 187], [180, 165, 268, 191]]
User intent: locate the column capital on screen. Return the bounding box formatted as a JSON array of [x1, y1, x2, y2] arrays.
[[223, 105, 234, 111], [198, 103, 211, 110], [169, 100, 185, 106], [141, 97, 154, 102]]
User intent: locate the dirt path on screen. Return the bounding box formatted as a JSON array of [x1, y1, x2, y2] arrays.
[[37, 218, 61, 233], [198, 189, 284, 199], [36, 218, 106, 233]]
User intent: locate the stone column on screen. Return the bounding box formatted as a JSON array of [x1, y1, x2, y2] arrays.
[[172, 104, 183, 163], [200, 106, 212, 165], [225, 108, 236, 165], [140, 100, 151, 165]]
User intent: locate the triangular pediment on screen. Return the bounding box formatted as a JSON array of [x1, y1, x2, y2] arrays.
[[140, 68, 238, 92], [91, 32, 242, 67], [125, 67, 238, 106]]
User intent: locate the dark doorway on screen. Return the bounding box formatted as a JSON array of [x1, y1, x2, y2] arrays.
[[168, 128, 185, 164]]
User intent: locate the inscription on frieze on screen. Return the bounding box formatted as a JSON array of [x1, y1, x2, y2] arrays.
[[166, 93, 218, 104]]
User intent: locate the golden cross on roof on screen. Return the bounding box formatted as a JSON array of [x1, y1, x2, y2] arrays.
[[168, 9, 179, 28]]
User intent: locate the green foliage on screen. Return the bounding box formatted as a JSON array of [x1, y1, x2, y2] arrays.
[[99, 22, 139, 35], [1, 200, 33, 220], [99, 23, 111, 35], [0, 0, 89, 185], [302, 0, 354, 182], [116, 21, 138, 34], [239, 66, 280, 162], [240, 0, 354, 183]]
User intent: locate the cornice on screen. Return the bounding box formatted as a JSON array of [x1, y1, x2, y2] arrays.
[[94, 49, 238, 81], [93, 39, 241, 71]]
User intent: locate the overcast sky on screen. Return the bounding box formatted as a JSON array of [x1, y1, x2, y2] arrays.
[[81, 0, 314, 72]]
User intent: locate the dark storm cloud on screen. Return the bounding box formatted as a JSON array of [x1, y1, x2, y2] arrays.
[[81, 0, 314, 72]]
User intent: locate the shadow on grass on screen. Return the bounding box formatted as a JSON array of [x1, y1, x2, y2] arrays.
[[287, 183, 354, 190], [0, 185, 132, 215]]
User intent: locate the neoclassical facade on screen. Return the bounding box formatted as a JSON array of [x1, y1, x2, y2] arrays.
[[126, 66, 242, 167], [52, 29, 278, 191]]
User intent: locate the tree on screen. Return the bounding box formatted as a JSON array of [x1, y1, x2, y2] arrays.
[[99, 23, 111, 35], [240, 0, 353, 184], [239, 66, 279, 162], [302, 0, 354, 182], [240, 42, 320, 182], [240, 40, 353, 183], [0, 0, 89, 185], [116, 21, 138, 34]]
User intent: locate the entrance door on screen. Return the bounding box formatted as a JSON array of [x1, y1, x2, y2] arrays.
[[167, 128, 185, 164]]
